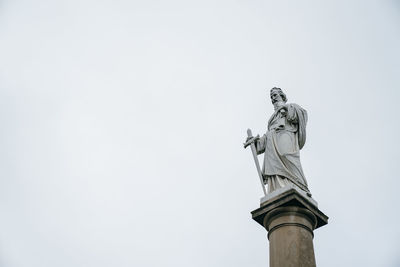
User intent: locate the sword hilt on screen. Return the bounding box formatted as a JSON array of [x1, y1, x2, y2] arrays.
[[244, 129, 259, 148]]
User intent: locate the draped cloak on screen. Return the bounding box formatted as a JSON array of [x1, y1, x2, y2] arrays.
[[255, 103, 309, 193]]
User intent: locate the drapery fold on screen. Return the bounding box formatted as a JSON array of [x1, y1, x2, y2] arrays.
[[255, 103, 309, 192]]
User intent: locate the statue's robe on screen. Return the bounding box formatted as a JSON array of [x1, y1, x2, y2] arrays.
[[255, 103, 310, 193]]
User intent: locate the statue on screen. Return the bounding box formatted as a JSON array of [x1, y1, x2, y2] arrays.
[[244, 87, 311, 196]]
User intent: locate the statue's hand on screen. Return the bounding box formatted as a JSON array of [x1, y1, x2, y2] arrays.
[[244, 135, 260, 149], [279, 106, 288, 116]]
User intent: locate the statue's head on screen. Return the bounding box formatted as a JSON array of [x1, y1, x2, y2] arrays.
[[270, 87, 287, 104]]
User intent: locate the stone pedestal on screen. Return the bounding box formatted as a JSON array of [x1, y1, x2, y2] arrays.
[[251, 186, 328, 267]]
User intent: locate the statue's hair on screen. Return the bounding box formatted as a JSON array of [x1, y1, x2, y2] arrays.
[[270, 87, 287, 103]]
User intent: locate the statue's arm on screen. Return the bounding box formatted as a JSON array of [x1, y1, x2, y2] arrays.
[[286, 104, 298, 124], [255, 134, 267, 155], [286, 103, 308, 149]]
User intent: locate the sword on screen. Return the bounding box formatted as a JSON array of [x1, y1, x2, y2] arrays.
[[244, 129, 267, 196]]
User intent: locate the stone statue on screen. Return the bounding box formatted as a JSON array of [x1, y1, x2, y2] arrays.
[[244, 87, 311, 196]]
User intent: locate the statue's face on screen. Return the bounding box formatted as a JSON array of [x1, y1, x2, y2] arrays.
[[270, 90, 283, 104]]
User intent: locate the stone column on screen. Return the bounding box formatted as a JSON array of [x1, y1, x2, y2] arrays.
[[251, 185, 328, 267]]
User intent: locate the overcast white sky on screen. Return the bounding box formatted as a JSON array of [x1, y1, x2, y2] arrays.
[[1, 0, 400, 266]]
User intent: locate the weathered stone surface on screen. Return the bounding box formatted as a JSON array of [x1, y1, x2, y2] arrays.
[[265, 207, 317, 267], [259, 184, 318, 207], [244, 88, 311, 195], [251, 189, 328, 267], [252, 186, 328, 229], [245, 88, 329, 266]]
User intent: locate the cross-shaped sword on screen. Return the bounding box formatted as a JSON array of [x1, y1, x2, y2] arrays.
[[244, 129, 267, 196]]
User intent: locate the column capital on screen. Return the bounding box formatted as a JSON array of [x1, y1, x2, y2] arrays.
[[251, 186, 328, 230]]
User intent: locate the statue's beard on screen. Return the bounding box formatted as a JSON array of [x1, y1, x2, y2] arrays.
[[273, 101, 285, 110]]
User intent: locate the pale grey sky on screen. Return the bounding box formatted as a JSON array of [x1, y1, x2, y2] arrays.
[[0, 0, 399, 266]]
